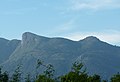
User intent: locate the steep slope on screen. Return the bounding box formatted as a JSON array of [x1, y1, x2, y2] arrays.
[[2, 32, 120, 79], [0, 38, 20, 64]]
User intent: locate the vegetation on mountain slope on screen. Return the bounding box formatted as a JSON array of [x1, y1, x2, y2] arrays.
[[0, 59, 120, 82]]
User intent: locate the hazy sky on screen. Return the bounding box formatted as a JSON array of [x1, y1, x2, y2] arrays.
[[0, 0, 120, 45]]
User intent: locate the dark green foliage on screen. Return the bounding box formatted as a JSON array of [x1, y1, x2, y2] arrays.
[[1, 72, 9, 82], [35, 59, 44, 79], [35, 75, 54, 82], [0, 67, 9, 82], [71, 61, 84, 74], [44, 64, 55, 78], [111, 73, 120, 82], [35, 59, 55, 82], [102, 80, 108, 82], [36, 59, 55, 78], [60, 61, 105, 82], [1, 59, 120, 82], [61, 71, 88, 82], [88, 74, 101, 82], [61, 61, 88, 82]]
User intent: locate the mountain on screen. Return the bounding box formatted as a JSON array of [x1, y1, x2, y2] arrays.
[[1, 32, 120, 79], [0, 38, 20, 64]]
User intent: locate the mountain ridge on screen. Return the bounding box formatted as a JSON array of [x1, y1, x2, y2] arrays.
[[0, 32, 120, 79]]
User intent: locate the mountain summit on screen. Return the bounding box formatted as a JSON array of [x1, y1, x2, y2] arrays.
[[83, 36, 100, 41], [22, 32, 49, 45], [1, 32, 120, 79]]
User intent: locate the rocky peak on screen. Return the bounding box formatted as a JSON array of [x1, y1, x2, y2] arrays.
[[21, 32, 39, 46], [21, 32, 49, 47], [22, 32, 37, 40]]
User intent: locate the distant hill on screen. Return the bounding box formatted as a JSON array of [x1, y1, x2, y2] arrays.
[[0, 38, 20, 64], [1, 32, 120, 79]]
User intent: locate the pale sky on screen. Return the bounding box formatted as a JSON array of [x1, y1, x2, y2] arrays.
[[0, 0, 120, 46]]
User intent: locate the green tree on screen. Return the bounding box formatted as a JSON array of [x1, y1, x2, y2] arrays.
[[61, 61, 88, 82], [35, 59, 55, 82], [72, 61, 84, 74], [0, 67, 9, 82], [88, 74, 101, 82], [44, 64, 55, 79], [111, 72, 120, 82], [35, 59, 43, 79], [102, 80, 108, 82], [36, 75, 54, 82], [61, 71, 88, 82]]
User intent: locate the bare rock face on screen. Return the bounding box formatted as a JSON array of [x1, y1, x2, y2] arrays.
[[21, 32, 49, 47], [21, 32, 38, 47]]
